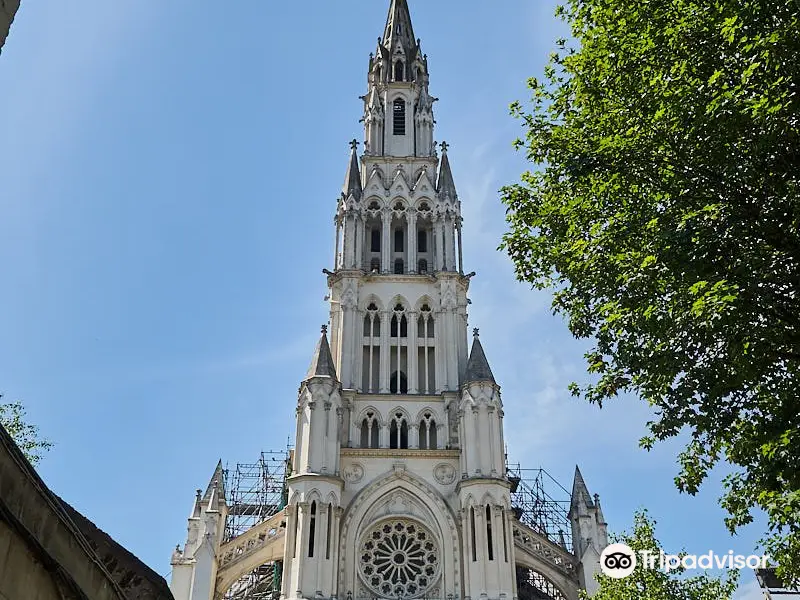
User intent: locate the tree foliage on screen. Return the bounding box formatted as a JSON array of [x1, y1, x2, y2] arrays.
[[501, 0, 799, 584], [583, 511, 738, 600], [0, 395, 53, 465]]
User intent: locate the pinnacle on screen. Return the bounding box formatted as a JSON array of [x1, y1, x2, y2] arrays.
[[464, 333, 495, 384], [305, 325, 338, 381], [202, 460, 226, 510], [571, 465, 594, 509], [343, 141, 363, 201], [437, 143, 457, 199]]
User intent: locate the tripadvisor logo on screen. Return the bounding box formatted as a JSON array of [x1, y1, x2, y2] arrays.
[[600, 544, 770, 578]]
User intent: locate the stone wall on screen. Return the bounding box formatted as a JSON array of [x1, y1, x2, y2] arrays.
[[0, 519, 79, 600], [0, 0, 21, 54]]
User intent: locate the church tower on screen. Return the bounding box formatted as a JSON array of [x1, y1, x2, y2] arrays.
[[170, 2, 606, 599]]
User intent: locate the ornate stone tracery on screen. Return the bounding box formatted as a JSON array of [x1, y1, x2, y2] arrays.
[[358, 518, 440, 599]]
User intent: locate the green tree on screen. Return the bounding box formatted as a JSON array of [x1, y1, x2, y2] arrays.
[[0, 395, 53, 465], [584, 511, 738, 600], [501, 0, 799, 584]]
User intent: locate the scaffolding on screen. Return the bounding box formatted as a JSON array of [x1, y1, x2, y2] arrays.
[[506, 463, 572, 553], [222, 448, 292, 600], [224, 449, 292, 542]]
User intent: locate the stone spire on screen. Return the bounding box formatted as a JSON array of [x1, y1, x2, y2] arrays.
[[568, 466, 609, 596], [464, 329, 495, 383], [342, 140, 363, 201], [305, 325, 338, 380], [382, 0, 416, 54], [436, 142, 457, 199], [202, 460, 226, 511], [570, 465, 594, 514]]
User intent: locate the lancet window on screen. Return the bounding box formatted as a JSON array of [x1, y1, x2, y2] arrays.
[[418, 412, 437, 450], [362, 303, 381, 393], [360, 412, 380, 448], [390, 303, 409, 394], [416, 304, 435, 393], [389, 412, 409, 449]]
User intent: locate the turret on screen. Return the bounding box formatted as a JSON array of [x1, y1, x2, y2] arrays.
[[282, 326, 345, 600], [293, 325, 343, 476], [568, 466, 609, 596], [459, 329, 505, 478], [456, 329, 516, 600], [170, 461, 228, 600]]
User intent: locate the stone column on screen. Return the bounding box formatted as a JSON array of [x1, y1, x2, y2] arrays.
[[295, 502, 310, 595], [281, 504, 298, 598], [410, 423, 419, 449], [408, 310, 418, 394], [381, 210, 392, 273], [354, 216, 363, 271], [379, 310, 390, 393], [407, 210, 418, 273], [444, 217, 455, 271]]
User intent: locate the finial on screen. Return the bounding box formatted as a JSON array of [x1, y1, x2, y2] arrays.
[[473, 328, 480, 337], [321, 324, 328, 335], [349, 139, 359, 151], [440, 141, 449, 153], [195, 489, 202, 499]]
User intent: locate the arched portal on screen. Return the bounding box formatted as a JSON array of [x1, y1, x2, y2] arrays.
[[339, 469, 461, 600]]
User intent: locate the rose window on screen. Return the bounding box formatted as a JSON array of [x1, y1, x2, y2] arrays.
[[358, 519, 440, 599]]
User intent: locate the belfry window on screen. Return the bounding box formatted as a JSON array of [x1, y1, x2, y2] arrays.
[[390, 371, 408, 394], [371, 228, 381, 252], [394, 60, 404, 82], [417, 305, 435, 393], [418, 230, 427, 253], [393, 99, 406, 135], [394, 258, 405, 274], [394, 229, 404, 252], [418, 259, 428, 274], [362, 305, 380, 393]]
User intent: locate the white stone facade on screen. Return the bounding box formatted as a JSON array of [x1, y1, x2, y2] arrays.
[[169, 2, 609, 600]]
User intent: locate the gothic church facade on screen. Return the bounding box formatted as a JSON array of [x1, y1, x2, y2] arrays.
[[169, 2, 608, 599]]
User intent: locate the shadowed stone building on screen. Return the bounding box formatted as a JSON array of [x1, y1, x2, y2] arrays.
[[0, 424, 174, 600]]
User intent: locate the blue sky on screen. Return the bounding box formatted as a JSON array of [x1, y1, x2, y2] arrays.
[[0, 2, 781, 598]]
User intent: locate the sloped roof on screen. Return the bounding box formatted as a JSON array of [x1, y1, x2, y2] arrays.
[[464, 333, 495, 383], [305, 326, 338, 380]]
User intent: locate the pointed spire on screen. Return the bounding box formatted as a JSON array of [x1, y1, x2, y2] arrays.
[[343, 140, 363, 201], [201, 460, 226, 511], [305, 325, 338, 381], [382, 0, 416, 53], [571, 465, 595, 510], [465, 329, 496, 383], [437, 142, 457, 199]]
